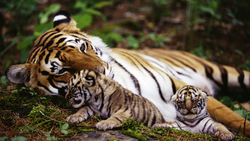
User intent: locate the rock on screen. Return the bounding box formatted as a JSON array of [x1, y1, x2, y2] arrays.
[[67, 130, 138, 141]]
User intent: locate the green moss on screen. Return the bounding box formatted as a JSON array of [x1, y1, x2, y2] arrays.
[[76, 127, 94, 132], [108, 137, 117, 141], [120, 129, 148, 141], [28, 105, 62, 131], [120, 118, 145, 130], [148, 133, 158, 138], [161, 137, 173, 141]]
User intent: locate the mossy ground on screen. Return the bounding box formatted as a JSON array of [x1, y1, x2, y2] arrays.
[[0, 84, 249, 141]]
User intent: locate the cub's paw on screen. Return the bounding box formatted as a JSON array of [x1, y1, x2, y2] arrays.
[[215, 130, 234, 140], [66, 113, 87, 123], [96, 120, 119, 130]]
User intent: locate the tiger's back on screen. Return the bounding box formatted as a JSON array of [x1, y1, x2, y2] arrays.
[[66, 70, 165, 130]]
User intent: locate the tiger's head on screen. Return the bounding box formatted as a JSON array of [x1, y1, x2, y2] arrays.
[[5, 11, 111, 97], [171, 85, 209, 120], [65, 70, 102, 108]]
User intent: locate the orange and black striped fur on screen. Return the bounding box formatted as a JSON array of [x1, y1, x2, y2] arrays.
[[153, 85, 234, 140], [65, 70, 165, 130], [5, 11, 250, 136]]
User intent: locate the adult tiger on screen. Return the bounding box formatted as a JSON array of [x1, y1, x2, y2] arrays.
[[5, 11, 250, 136], [153, 85, 234, 140]]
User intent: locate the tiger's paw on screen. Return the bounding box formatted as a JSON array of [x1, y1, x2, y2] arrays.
[[66, 113, 87, 123], [215, 129, 234, 140], [96, 120, 119, 130]]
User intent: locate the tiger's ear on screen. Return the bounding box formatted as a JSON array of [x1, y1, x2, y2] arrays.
[[53, 10, 79, 32], [171, 94, 177, 102], [171, 87, 181, 102], [5, 63, 32, 86], [200, 90, 210, 101]]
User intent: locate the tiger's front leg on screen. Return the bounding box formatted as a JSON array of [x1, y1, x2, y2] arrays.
[[66, 106, 94, 123], [96, 110, 130, 130], [213, 122, 234, 140]]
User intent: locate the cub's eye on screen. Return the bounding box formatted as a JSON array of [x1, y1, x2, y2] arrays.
[[85, 76, 95, 86], [85, 76, 94, 81], [80, 43, 86, 53]]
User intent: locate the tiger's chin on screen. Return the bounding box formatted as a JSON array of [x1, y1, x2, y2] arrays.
[[183, 113, 196, 119]]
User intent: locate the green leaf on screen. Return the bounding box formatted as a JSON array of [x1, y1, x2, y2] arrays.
[[73, 1, 87, 10], [234, 109, 247, 118], [0, 76, 9, 85], [38, 13, 49, 24], [0, 37, 19, 57], [61, 123, 69, 130], [240, 60, 250, 71], [0, 136, 8, 141], [72, 14, 93, 30], [21, 48, 31, 63], [234, 49, 244, 57], [45, 3, 61, 14], [51, 136, 57, 140], [85, 8, 102, 16], [93, 1, 113, 9], [34, 21, 53, 34], [39, 4, 61, 24], [85, 9, 106, 21], [127, 35, 139, 50], [17, 36, 37, 50], [107, 33, 123, 42], [199, 6, 215, 16], [61, 129, 68, 135], [139, 6, 153, 12], [220, 96, 233, 108], [11, 136, 26, 141], [45, 134, 57, 141]]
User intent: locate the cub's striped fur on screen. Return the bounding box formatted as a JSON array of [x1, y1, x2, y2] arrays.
[[153, 85, 234, 140], [65, 70, 165, 130]]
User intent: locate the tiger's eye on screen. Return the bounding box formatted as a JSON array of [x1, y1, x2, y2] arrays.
[[80, 43, 86, 52]]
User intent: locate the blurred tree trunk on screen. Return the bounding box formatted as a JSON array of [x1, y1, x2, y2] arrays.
[[0, 12, 4, 51]]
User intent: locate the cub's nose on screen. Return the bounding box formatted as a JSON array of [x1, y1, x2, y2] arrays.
[[185, 96, 192, 111]]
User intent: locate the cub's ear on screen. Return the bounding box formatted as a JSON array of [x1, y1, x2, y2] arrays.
[[171, 94, 177, 102], [200, 90, 210, 101], [5, 63, 32, 86], [53, 10, 78, 31]]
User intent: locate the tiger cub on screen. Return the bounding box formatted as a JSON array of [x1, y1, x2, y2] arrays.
[[153, 85, 234, 140], [65, 70, 165, 130]]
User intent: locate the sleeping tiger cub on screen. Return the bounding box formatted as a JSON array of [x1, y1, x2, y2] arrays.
[[65, 69, 165, 130], [153, 85, 234, 140]]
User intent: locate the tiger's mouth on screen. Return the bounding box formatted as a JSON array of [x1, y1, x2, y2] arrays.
[[74, 99, 82, 105], [186, 111, 195, 115]]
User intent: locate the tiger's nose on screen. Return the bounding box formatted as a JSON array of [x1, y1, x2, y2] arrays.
[[185, 96, 192, 111]]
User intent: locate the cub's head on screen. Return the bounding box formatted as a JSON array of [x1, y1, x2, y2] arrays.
[[171, 85, 209, 120], [5, 11, 110, 97], [65, 70, 101, 108]]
